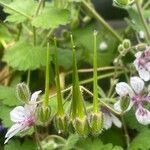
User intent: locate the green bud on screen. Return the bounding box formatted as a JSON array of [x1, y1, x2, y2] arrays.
[[123, 39, 131, 49], [136, 43, 147, 51], [118, 44, 124, 52], [54, 115, 68, 133], [90, 112, 103, 136], [120, 96, 130, 112], [38, 106, 51, 123], [16, 83, 30, 103], [73, 117, 89, 137]]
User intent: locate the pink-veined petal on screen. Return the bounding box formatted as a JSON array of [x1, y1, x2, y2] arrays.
[[103, 113, 112, 130], [135, 107, 150, 125], [4, 124, 24, 144], [130, 76, 144, 94], [10, 106, 26, 123], [116, 82, 134, 97], [111, 114, 122, 128], [139, 68, 150, 81]]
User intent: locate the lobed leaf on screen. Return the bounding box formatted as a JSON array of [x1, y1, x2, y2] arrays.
[[32, 7, 70, 29], [3, 41, 48, 71]]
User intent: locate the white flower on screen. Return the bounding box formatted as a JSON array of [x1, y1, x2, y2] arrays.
[[134, 47, 150, 81], [4, 90, 41, 144], [102, 108, 122, 130], [114, 76, 150, 125]]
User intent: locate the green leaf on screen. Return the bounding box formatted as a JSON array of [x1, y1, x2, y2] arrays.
[[126, 8, 150, 33], [3, 41, 48, 71], [0, 105, 12, 127], [77, 137, 123, 150], [62, 134, 79, 150], [4, 139, 37, 150], [32, 7, 70, 29], [129, 129, 150, 150], [0, 85, 20, 106], [3, 0, 36, 23], [0, 24, 12, 41]]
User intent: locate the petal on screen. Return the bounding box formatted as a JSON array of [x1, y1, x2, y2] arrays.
[[114, 100, 122, 112], [4, 124, 24, 144], [30, 90, 42, 102], [133, 59, 139, 70], [135, 51, 142, 58], [111, 114, 122, 128], [145, 62, 150, 72], [103, 113, 112, 130], [139, 69, 150, 81], [135, 107, 150, 125], [25, 90, 42, 113], [116, 82, 134, 97], [10, 106, 26, 123], [130, 76, 144, 94]]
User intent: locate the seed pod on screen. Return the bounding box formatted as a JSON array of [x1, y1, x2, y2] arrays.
[[120, 96, 130, 112], [38, 106, 51, 123], [123, 39, 131, 49], [54, 115, 68, 133], [16, 83, 30, 103], [73, 117, 89, 137], [90, 112, 103, 136]]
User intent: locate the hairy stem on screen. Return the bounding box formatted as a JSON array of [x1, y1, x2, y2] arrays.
[[82, 1, 123, 42], [135, 0, 150, 43]]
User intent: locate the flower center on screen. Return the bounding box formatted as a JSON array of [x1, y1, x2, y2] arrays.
[[132, 94, 149, 107]]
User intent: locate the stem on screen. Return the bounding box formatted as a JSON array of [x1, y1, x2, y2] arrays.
[[54, 37, 64, 115], [93, 30, 99, 113], [35, 0, 44, 16], [135, 0, 150, 43], [27, 70, 31, 86], [143, 0, 150, 10], [34, 125, 43, 150], [121, 116, 130, 149], [44, 42, 50, 107], [82, 1, 123, 42], [80, 70, 127, 85], [0, 1, 32, 20], [80, 86, 121, 115]]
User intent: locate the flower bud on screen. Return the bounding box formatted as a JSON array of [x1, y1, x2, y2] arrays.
[[90, 112, 103, 136], [38, 106, 51, 123], [54, 115, 68, 133], [16, 83, 30, 103], [73, 117, 89, 137], [120, 96, 130, 112], [123, 39, 131, 49], [135, 43, 147, 51], [118, 44, 124, 52]]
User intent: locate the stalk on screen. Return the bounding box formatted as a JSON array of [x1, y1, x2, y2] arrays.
[[82, 1, 123, 42], [135, 0, 150, 43], [93, 30, 99, 113], [54, 37, 64, 115]]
